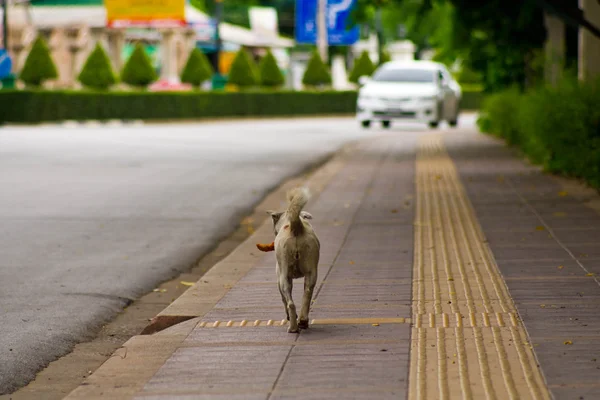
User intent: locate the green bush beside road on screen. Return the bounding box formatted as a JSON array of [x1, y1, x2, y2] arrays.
[[0, 90, 359, 123], [478, 78, 600, 189], [0, 89, 483, 124]]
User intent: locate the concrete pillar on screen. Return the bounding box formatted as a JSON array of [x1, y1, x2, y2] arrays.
[[579, 0, 600, 81], [160, 28, 177, 81], [48, 28, 70, 87], [70, 26, 91, 84], [8, 25, 35, 74], [107, 28, 125, 73], [544, 12, 565, 86], [331, 54, 350, 90]]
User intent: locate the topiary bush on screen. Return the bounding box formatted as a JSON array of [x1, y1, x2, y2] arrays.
[[121, 43, 158, 89], [302, 50, 332, 88], [259, 49, 284, 88], [181, 48, 213, 88], [78, 43, 117, 90], [228, 48, 258, 88], [19, 35, 58, 87], [349, 50, 375, 84]]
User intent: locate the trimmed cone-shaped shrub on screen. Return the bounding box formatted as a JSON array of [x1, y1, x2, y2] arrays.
[[302, 50, 332, 88], [20, 36, 58, 87], [78, 43, 117, 90], [228, 48, 258, 88], [259, 49, 284, 88], [181, 48, 213, 88], [349, 51, 375, 84], [121, 43, 158, 89]]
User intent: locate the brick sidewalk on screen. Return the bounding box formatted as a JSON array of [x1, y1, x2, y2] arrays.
[[64, 128, 600, 400]]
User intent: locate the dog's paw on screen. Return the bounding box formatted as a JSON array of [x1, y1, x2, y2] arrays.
[[298, 319, 309, 329], [287, 326, 299, 333]]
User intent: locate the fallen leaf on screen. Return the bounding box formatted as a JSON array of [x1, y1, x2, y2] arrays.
[[540, 304, 546, 308], [372, 323, 380, 327], [349, 261, 355, 265], [180, 281, 195, 286], [558, 265, 564, 269], [564, 340, 573, 345], [390, 209, 398, 214], [535, 226, 545, 231], [497, 176, 505, 182], [586, 273, 595, 277], [558, 191, 568, 197], [448, 278, 454, 281], [553, 212, 567, 217]]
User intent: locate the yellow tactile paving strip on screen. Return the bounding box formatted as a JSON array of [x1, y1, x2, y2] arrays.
[[408, 135, 550, 400]]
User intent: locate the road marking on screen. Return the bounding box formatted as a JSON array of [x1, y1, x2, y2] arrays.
[[408, 135, 550, 400]]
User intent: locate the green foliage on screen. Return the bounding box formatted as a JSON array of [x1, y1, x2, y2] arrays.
[[19, 35, 58, 87], [181, 48, 213, 88], [259, 50, 285, 88], [349, 51, 375, 84], [77, 43, 117, 90], [0, 90, 359, 123], [228, 48, 258, 88], [478, 77, 600, 188], [120, 43, 158, 88], [302, 51, 332, 88], [379, 50, 391, 66]]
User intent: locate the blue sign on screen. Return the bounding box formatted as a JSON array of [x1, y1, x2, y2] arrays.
[[295, 0, 360, 46], [0, 49, 12, 79]]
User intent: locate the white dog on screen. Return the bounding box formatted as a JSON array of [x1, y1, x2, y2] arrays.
[[267, 188, 320, 333]]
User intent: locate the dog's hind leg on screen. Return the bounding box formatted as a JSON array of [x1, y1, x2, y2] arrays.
[[278, 284, 290, 321], [298, 271, 317, 329], [278, 275, 298, 333]]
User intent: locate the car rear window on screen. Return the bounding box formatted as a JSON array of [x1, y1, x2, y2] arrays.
[[372, 68, 435, 83]]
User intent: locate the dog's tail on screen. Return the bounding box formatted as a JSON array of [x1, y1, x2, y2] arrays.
[[286, 187, 310, 236]]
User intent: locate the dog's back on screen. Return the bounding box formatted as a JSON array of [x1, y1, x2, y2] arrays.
[[272, 187, 320, 333], [275, 188, 320, 279]]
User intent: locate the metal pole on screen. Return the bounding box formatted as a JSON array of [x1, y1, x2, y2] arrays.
[[2, 0, 8, 50], [317, 0, 328, 62], [214, 0, 223, 75]]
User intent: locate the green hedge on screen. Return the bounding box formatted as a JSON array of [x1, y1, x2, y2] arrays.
[[477, 78, 600, 189], [0, 90, 358, 123], [460, 89, 485, 111], [0, 89, 484, 124]]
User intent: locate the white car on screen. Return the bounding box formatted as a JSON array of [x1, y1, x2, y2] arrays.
[[356, 60, 462, 129]]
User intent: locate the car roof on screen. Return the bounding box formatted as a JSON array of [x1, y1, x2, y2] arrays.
[[379, 60, 445, 70]]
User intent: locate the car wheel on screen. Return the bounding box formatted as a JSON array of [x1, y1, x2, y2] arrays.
[[428, 121, 439, 129], [381, 120, 391, 129], [361, 120, 371, 128], [449, 110, 459, 127]]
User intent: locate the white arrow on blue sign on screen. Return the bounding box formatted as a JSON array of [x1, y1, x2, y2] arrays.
[[295, 0, 360, 46]]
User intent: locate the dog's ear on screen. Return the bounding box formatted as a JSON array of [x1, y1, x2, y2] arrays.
[[301, 211, 313, 220], [267, 210, 283, 224]]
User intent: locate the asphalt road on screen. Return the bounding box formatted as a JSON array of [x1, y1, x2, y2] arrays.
[[0, 115, 475, 393]]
